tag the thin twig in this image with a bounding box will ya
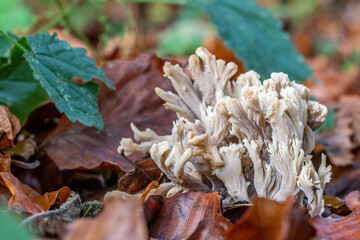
[0,31,28,53]
[222,203,254,210]
[120,150,153,181]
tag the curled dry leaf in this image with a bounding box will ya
[65,198,148,240]
[3,138,37,160]
[0,105,21,148]
[117,158,162,194]
[42,54,176,171]
[225,197,315,240]
[345,190,360,211]
[149,191,231,240]
[310,210,360,240]
[0,172,71,215]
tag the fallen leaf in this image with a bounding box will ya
[225,197,315,240]
[24,193,81,238]
[65,198,148,240]
[310,210,360,240]
[3,138,36,160]
[117,158,162,194]
[0,172,43,215]
[143,195,163,224]
[149,191,231,240]
[0,105,21,148]
[0,172,71,215]
[0,154,11,173]
[317,95,360,166]
[305,57,360,102]
[345,190,360,211]
[323,195,351,216]
[42,53,176,171]
[325,161,360,198]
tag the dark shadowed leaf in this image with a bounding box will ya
[149,191,231,240]
[225,197,315,240]
[0,40,49,125]
[118,158,162,194]
[42,53,176,171]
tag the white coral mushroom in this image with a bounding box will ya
[118,47,331,217]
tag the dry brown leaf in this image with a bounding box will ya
[149,191,231,240]
[0,154,11,173]
[42,53,176,171]
[117,158,162,194]
[345,190,360,211]
[3,138,36,160]
[65,198,148,240]
[305,57,360,102]
[225,197,315,240]
[324,195,351,216]
[310,210,360,240]
[0,105,21,148]
[325,162,360,198]
[0,172,43,214]
[0,172,71,215]
[317,95,360,166]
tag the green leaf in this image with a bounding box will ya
[23,32,114,129]
[0,34,16,59]
[0,0,34,33]
[0,38,48,125]
[157,18,215,57]
[0,213,33,240]
[189,0,312,81]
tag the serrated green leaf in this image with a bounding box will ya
[23,32,114,129]
[0,213,33,240]
[0,38,48,125]
[189,0,312,81]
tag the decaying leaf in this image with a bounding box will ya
[65,198,148,240]
[24,193,81,238]
[345,190,360,211]
[0,172,71,215]
[117,158,162,194]
[3,138,36,160]
[311,210,360,240]
[325,162,360,198]
[323,195,351,216]
[42,54,176,171]
[317,95,360,166]
[149,191,231,240]
[225,197,315,240]
[0,105,20,148]
[0,154,11,173]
